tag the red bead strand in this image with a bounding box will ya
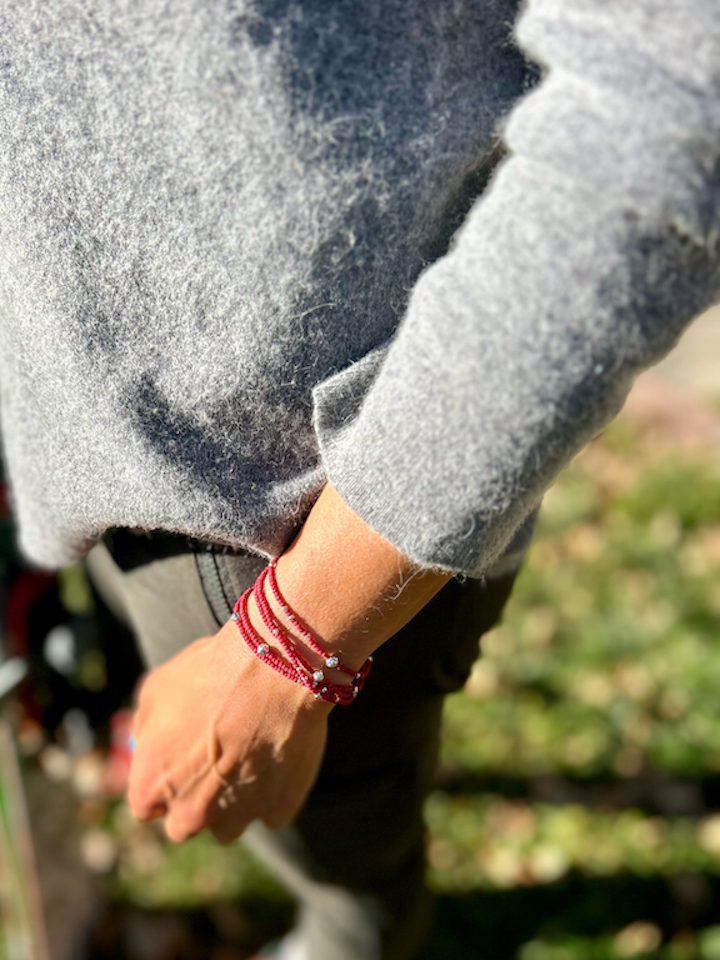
[266,559,359,678]
[253,569,313,678]
[230,561,373,706]
[233,588,305,688]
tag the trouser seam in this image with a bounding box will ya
[193,550,229,627]
[212,551,235,619]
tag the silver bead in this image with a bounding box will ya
[313,670,324,683]
[257,643,270,657]
[313,691,322,699]
[325,656,339,669]
[230,611,239,621]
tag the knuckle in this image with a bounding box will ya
[129,800,154,821]
[127,786,158,821]
[127,771,163,821]
[164,820,189,843]
[165,802,209,843]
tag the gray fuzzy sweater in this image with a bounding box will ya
[0,0,718,575]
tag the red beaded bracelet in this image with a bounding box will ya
[265,561,358,678]
[230,560,372,706]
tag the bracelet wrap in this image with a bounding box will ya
[231,559,372,705]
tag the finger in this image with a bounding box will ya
[162,771,224,843]
[163,797,214,843]
[259,779,308,831]
[128,783,168,821]
[136,802,169,821]
[261,805,296,831]
[127,757,173,821]
[129,789,169,822]
[209,810,252,845]
[203,779,254,844]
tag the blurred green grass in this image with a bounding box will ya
[428,421,720,958]
[443,428,720,783]
[83,418,720,958]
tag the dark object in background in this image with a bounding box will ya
[0,473,143,746]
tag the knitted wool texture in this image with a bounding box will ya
[0,0,718,574]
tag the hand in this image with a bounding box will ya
[128,481,449,845]
[127,619,332,843]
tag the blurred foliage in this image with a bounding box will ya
[442,426,720,782]
[57,563,95,617]
[428,421,720,957]
[106,804,286,910]
[427,796,703,892]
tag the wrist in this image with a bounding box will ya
[217,617,336,715]
[271,483,450,663]
[225,482,449,707]
[230,561,372,706]
[246,588,361,685]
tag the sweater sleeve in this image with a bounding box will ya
[313,0,720,576]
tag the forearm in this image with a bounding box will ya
[246,482,452,676]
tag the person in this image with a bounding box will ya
[0,1,718,957]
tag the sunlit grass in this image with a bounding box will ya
[426,422,720,957]
[441,426,720,783]
[426,795,720,892]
